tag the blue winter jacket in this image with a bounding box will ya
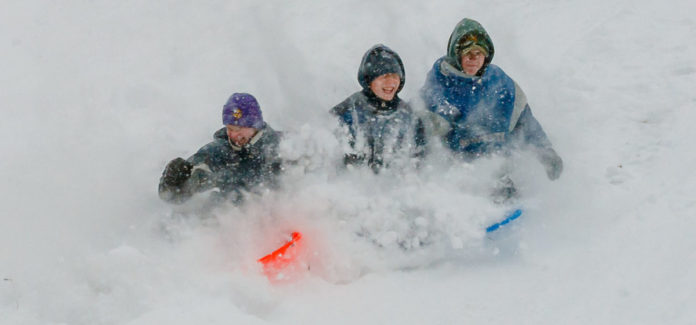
[421,58,552,159]
[331,44,425,172]
[331,90,425,172]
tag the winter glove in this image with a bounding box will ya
[161,157,193,186]
[538,148,563,180]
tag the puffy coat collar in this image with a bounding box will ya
[361,88,401,114]
[213,124,269,151]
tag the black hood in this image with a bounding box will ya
[357,44,405,93]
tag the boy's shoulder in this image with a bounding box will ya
[196,132,230,156]
[258,125,282,146]
[330,91,368,116]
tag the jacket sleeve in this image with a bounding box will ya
[420,64,462,124]
[330,98,357,145]
[417,68,455,144]
[261,133,284,189]
[400,101,428,160]
[330,96,366,167]
[507,82,551,149]
[508,85,563,180]
[510,106,553,150]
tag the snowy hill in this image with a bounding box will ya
[1,0,695,324]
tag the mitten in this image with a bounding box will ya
[539,148,563,180]
[162,157,193,186]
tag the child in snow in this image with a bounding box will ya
[420,18,563,199]
[158,93,282,204]
[330,44,426,173]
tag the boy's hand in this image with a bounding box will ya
[162,158,193,186]
[343,153,365,166]
[539,148,563,180]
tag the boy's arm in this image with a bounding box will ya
[158,147,216,203]
[331,97,366,167]
[420,69,461,124]
[510,107,563,180]
[508,82,563,180]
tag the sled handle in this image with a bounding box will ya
[258,232,303,265]
[486,209,522,233]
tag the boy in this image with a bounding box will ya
[421,19,563,177]
[331,44,425,173]
[159,93,282,204]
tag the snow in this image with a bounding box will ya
[2,0,696,324]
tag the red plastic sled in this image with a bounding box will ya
[258,232,303,281]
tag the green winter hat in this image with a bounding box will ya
[460,44,489,57]
[446,18,495,73]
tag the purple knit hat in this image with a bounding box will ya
[222,93,264,129]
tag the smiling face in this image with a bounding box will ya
[369,73,401,101]
[460,48,486,76]
[226,125,257,146]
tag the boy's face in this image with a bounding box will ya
[226,125,257,146]
[369,73,401,101]
[460,49,486,76]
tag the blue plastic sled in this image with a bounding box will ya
[485,209,523,233]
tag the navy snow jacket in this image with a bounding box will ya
[331,90,425,172]
[331,44,425,172]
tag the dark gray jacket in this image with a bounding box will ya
[159,125,282,204]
